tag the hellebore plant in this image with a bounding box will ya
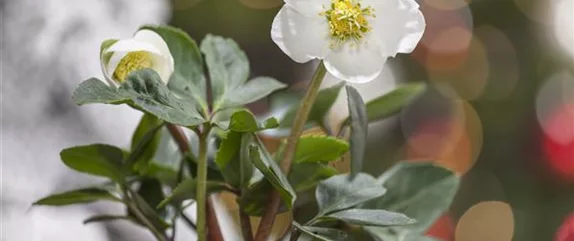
[34,1,459,241]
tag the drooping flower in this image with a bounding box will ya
[101,29,174,86]
[271,0,425,83]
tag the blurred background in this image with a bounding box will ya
[1,0,573,240]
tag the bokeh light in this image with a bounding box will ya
[427,37,489,101]
[426,214,455,241]
[402,86,483,174]
[550,0,574,59]
[556,213,574,241]
[542,103,574,181]
[455,201,515,241]
[513,0,551,24]
[474,26,520,101]
[536,72,574,145]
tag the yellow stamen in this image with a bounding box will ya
[113,51,153,83]
[322,0,375,47]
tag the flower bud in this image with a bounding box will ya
[101,29,174,86]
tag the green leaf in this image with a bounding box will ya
[142,163,179,187]
[128,114,163,167]
[368,230,442,241]
[84,215,136,225]
[135,178,165,214]
[293,222,352,241]
[239,180,288,216]
[158,178,233,208]
[323,209,415,227]
[33,188,120,206]
[249,136,296,209]
[316,173,385,216]
[60,144,129,182]
[216,132,254,188]
[278,83,345,129]
[289,163,338,192]
[347,83,426,124]
[346,85,368,177]
[72,78,129,105]
[223,109,279,132]
[120,69,205,127]
[363,162,459,235]
[294,136,349,164]
[200,34,249,109]
[140,25,208,110]
[130,190,170,230]
[221,76,287,108]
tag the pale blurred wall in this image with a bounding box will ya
[1,0,168,240]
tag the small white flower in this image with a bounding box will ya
[101,29,174,86]
[271,0,425,83]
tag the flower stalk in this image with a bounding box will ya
[196,123,210,241]
[166,124,222,241]
[254,61,327,241]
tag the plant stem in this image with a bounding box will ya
[254,61,327,241]
[196,123,210,241]
[166,124,223,241]
[121,186,169,241]
[239,208,254,241]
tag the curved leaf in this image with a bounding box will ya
[33,188,120,206]
[60,144,128,182]
[316,173,385,216]
[294,136,349,164]
[346,85,368,177]
[140,25,207,109]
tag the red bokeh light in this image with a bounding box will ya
[556,213,574,241]
[426,214,455,241]
[542,103,574,182]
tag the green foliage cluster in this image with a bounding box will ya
[34,25,458,241]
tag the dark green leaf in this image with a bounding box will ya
[344,83,426,124]
[120,69,205,127]
[316,173,385,216]
[157,178,233,208]
[217,132,254,188]
[200,34,249,109]
[128,114,163,167]
[33,188,120,206]
[84,215,135,225]
[289,163,338,192]
[130,190,170,230]
[224,109,279,132]
[143,163,179,187]
[293,222,351,241]
[249,137,296,209]
[363,162,459,234]
[294,136,349,164]
[324,209,415,227]
[238,180,288,216]
[72,78,129,105]
[346,85,368,177]
[135,178,165,214]
[140,25,208,110]
[60,144,128,182]
[221,76,287,108]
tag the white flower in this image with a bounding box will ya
[271,0,425,83]
[101,29,174,86]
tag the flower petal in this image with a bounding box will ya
[323,37,386,83]
[368,0,426,56]
[105,38,162,55]
[284,0,329,17]
[271,5,330,63]
[134,29,175,79]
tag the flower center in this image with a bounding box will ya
[322,0,375,46]
[113,51,153,83]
